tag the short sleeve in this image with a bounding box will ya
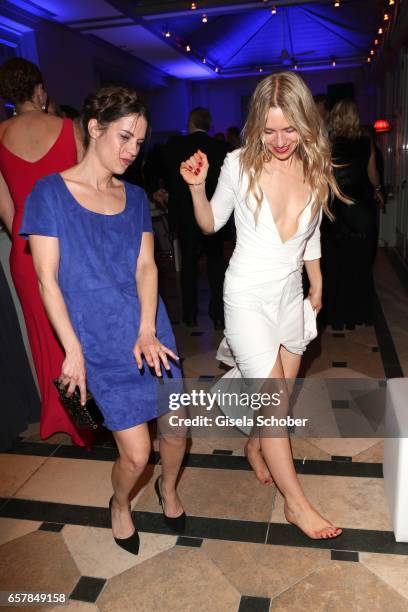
[211,152,236,232]
[19,178,58,239]
[303,207,322,261]
[141,190,153,233]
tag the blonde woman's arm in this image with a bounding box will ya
[180,150,235,234]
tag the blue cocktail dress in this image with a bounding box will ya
[20,173,181,431]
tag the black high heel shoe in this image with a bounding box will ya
[154,476,186,534]
[109,496,140,555]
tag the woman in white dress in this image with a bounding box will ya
[180,72,347,539]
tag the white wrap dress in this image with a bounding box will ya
[210,149,321,383]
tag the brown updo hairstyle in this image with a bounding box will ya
[81,85,150,148]
[0,57,43,105]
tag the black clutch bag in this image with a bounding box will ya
[53,379,104,430]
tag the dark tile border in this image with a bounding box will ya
[2,498,407,556]
[238,596,270,612]
[331,549,359,562]
[332,361,347,368]
[2,442,383,477]
[373,292,404,378]
[266,523,408,556]
[331,455,352,462]
[69,576,106,603]
[38,522,64,532]
[176,536,203,547]
[4,441,59,457]
[0,498,267,544]
[331,400,350,409]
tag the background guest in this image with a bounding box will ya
[0,57,92,446]
[321,99,384,330]
[226,126,241,151]
[314,93,329,127]
[0,260,40,451]
[161,107,229,328]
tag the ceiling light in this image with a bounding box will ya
[165,30,171,38]
[191,2,197,9]
[186,44,191,52]
[294,64,298,70]
[215,67,219,72]
[202,57,206,63]
[367,57,371,63]
[389,0,395,5]
[334,0,340,6]
[384,13,390,20]
[378,27,384,34]
[202,14,208,23]
[271,6,277,13]
[374,38,379,45]
[370,49,375,55]
[332,59,336,66]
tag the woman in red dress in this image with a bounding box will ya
[0,58,93,446]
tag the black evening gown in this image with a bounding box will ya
[321,136,377,329]
[0,261,40,450]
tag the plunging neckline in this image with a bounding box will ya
[262,190,312,245]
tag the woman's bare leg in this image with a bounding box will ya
[111,423,151,539]
[260,349,342,539]
[245,348,302,486]
[157,410,187,517]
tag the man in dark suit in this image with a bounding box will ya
[162,108,229,329]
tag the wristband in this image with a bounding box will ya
[187,180,206,189]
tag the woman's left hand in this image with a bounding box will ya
[133,331,179,376]
[308,287,322,314]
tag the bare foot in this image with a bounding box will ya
[244,441,274,486]
[110,496,135,539]
[160,480,184,518]
[284,498,342,540]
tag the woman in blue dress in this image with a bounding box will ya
[20,86,186,555]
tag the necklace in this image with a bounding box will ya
[14,104,45,116]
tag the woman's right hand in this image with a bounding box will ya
[59,348,87,405]
[180,149,209,185]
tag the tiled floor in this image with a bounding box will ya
[1,248,408,611]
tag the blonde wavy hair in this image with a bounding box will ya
[240,71,349,223]
[330,99,362,140]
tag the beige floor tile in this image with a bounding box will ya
[63,525,176,579]
[0,531,80,607]
[19,421,40,438]
[360,552,408,599]
[25,432,73,445]
[0,518,41,546]
[271,474,392,530]
[182,350,225,376]
[308,367,371,379]
[289,437,331,461]
[354,440,384,463]
[14,457,148,508]
[195,436,246,453]
[307,437,382,457]
[203,540,330,598]
[136,465,274,522]
[97,546,240,612]
[0,455,48,497]
[272,560,408,611]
